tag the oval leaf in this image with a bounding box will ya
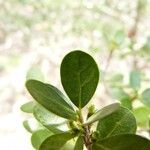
[26,80,77,120]
[31,129,53,149]
[85,103,120,125]
[61,50,99,108]
[23,118,43,133]
[39,132,76,150]
[34,104,69,133]
[129,70,141,90]
[74,136,84,150]
[141,88,150,107]
[92,134,150,150]
[97,107,136,139]
[20,101,36,113]
[133,106,150,128]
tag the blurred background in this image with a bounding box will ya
[0,0,150,149]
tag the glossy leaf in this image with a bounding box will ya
[85,103,120,125]
[74,136,84,150]
[97,107,136,139]
[141,88,150,107]
[39,132,76,150]
[61,50,99,108]
[23,119,43,133]
[31,129,53,149]
[129,70,141,90]
[20,101,36,113]
[92,134,150,150]
[133,106,150,128]
[26,80,77,120]
[33,104,69,133]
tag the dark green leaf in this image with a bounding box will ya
[129,70,141,90]
[133,106,150,128]
[33,104,69,133]
[23,119,43,133]
[39,132,76,150]
[97,107,136,139]
[74,136,84,150]
[93,134,150,150]
[141,88,150,107]
[20,101,36,113]
[26,80,77,120]
[61,50,99,108]
[85,103,120,125]
[31,129,53,149]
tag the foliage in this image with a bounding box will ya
[21,50,150,150]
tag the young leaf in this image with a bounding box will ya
[141,88,150,107]
[92,134,150,150]
[61,50,99,108]
[133,106,150,128]
[33,104,69,133]
[129,70,141,90]
[31,129,53,149]
[20,101,36,113]
[84,103,120,125]
[74,136,84,150]
[26,80,77,120]
[97,107,136,139]
[23,119,43,133]
[39,132,76,150]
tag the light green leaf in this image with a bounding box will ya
[97,107,136,139]
[26,80,77,120]
[74,136,84,150]
[141,88,150,107]
[92,134,150,150]
[31,129,53,150]
[26,66,45,81]
[133,106,150,128]
[111,88,132,110]
[23,118,43,133]
[61,50,99,108]
[34,104,69,133]
[85,103,120,125]
[39,132,76,150]
[129,70,141,90]
[20,101,36,113]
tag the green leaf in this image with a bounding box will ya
[97,107,136,139]
[85,103,120,125]
[26,66,45,81]
[133,106,150,128]
[92,134,150,150]
[26,80,77,120]
[39,132,76,150]
[111,88,132,110]
[33,104,69,133]
[20,101,36,113]
[31,129,53,149]
[23,119,43,133]
[61,50,99,108]
[74,136,84,150]
[141,88,150,107]
[129,70,141,90]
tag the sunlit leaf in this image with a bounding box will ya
[97,107,136,139]
[26,80,77,120]
[85,103,120,125]
[20,101,36,113]
[74,136,84,150]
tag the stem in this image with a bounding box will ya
[78,110,92,150]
